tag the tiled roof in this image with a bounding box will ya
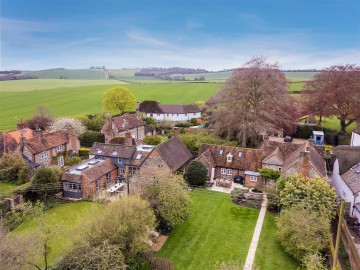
[82,159,117,181]
[145,124,156,134]
[139,101,200,114]
[7,128,33,143]
[129,149,153,167]
[90,143,136,159]
[353,127,360,135]
[333,146,360,174]
[341,162,360,194]
[262,141,301,158]
[156,136,193,172]
[112,113,145,132]
[198,144,263,172]
[198,149,216,168]
[282,141,326,177]
[25,131,68,154]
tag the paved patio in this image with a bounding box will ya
[207,180,248,193]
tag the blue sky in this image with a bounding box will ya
[1,0,359,70]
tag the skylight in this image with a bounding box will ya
[112,151,117,156]
[87,160,100,165]
[135,154,142,160]
[76,165,89,171]
[219,149,224,155]
[97,150,102,154]
[238,152,243,158]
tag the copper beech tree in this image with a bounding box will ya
[302,64,360,132]
[208,56,299,147]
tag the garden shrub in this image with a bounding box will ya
[66,156,82,166]
[109,136,125,144]
[175,122,191,128]
[142,116,157,126]
[0,152,28,180]
[186,160,207,186]
[190,118,198,126]
[143,135,162,145]
[79,148,90,157]
[79,130,104,147]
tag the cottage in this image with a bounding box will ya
[89,143,136,177]
[351,127,360,146]
[138,100,201,122]
[16,127,80,167]
[128,136,192,176]
[0,122,34,157]
[101,113,155,143]
[61,158,118,199]
[261,137,326,178]
[197,144,263,187]
[332,146,360,220]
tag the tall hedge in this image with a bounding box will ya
[79,130,104,147]
[186,160,208,186]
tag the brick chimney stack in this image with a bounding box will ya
[17,119,25,130]
[299,145,311,177]
[124,132,133,146]
[33,124,42,138]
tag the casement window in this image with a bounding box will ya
[158,163,164,169]
[118,158,122,163]
[226,169,232,176]
[58,156,64,167]
[129,166,137,175]
[40,151,48,159]
[43,162,48,167]
[106,173,112,184]
[278,167,282,171]
[227,156,232,162]
[221,168,226,175]
[63,182,80,192]
[57,145,63,152]
[250,176,257,182]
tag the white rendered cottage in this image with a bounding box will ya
[138,101,201,122]
[351,127,360,146]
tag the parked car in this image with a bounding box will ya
[284,136,293,142]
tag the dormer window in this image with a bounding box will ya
[226,153,233,162]
[111,123,114,129]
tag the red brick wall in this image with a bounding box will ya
[138,149,170,176]
[244,175,263,188]
[81,168,118,198]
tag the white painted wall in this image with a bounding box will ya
[351,132,360,146]
[146,112,201,122]
[332,159,360,219]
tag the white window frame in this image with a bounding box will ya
[118,158,122,163]
[221,168,226,175]
[40,151,48,159]
[57,145,63,152]
[58,156,64,167]
[120,169,125,174]
[43,162,48,167]
[250,176,257,182]
[226,169,232,176]
[227,156,232,162]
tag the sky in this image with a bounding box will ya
[1,0,360,71]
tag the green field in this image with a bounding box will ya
[254,213,300,270]
[26,69,107,80]
[0,79,127,92]
[0,82,220,130]
[283,71,318,80]
[12,202,103,267]
[158,189,259,269]
[0,181,30,197]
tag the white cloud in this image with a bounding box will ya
[126,30,170,47]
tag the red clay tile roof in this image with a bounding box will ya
[129,149,153,167]
[198,149,216,168]
[198,144,263,172]
[282,141,326,177]
[112,113,145,132]
[7,128,34,143]
[90,143,136,159]
[0,133,17,156]
[25,131,68,154]
[82,159,117,181]
[156,136,193,172]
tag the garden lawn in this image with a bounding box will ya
[0,180,29,197]
[157,189,259,270]
[12,202,104,267]
[254,213,300,270]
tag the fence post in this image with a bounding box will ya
[333,200,345,270]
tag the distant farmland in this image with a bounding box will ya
[25,69,107,80]
[0,82,220,130]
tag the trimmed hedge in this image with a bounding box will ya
[79,148,90,157]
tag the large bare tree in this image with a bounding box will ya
[302,64,360,132]
[208,56,298,147]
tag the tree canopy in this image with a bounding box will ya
[48,117,86,137]
[207,56,299,147]
[102,86,137,114]
[302,64,360,132]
